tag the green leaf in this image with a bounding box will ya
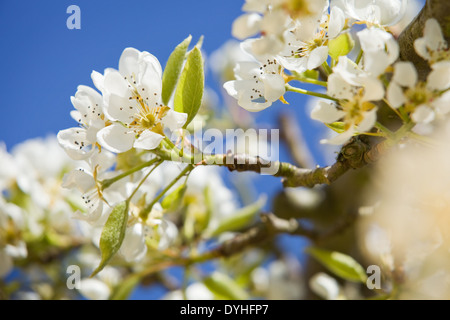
[174,46,204,128]
[328,33,355,60]
[91,201,129,277]
[306,247,367,283]
[110,274,141,300]
[300,69,320,80]
[195,35,204,50]
[325,122,346,133]
[203,272,249,300]
[161,184,187,211]
[161,35,192,105]
[207,196,266,237]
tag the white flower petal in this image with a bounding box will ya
[133,130,164,150]
[57,128,92,160]
[432,90,450,115]
[260,10,287,35]
[140,54,163,100]
[309,272,340,300]
[387,82,406,108]
[91,70,105,93]
[360,77,384,102]
[232,13,262,40]
[119,48,140,78]
[321,127,356,145]
[311,101,345,123]
[103,69,130,98]
[307,46,329,71]
[158,220,178,251]
[363,51,389,77]
[250,36,284,57]
[97,124,135,153]
[328,6,346,39]
[120,223,147,262]
[327,73,355,100]
[358,108,378,132]
[79,278,111,300]
[104,94,136,123]
[424,18,446,52]
[413,37,431,61]
[223,81,239,99]
[261,73,285,102]
[427,61,450,91]
[233,61,260,80]
[62,169,95,193]
[72,200,103,224]
[412,105,435,124]
[393,62,417,88]
[161,109,188,131]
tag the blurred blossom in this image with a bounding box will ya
[358,120,450,299]
[309,272,341,300]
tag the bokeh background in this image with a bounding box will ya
[0,0,345,299]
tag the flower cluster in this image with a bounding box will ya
[57,48,191,264]
[224,0,450,145]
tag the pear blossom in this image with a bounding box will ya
[120,222,148,262]
[387,61,450,124]
[58,85,109,160]
[357,27,399,77]
[341,0,408,26]
[78,278,111,300]
[0,199,27,278]
[62,152,124,224]
[95,48,187,154]
[311,57,383,144]
[232,0,329,57]
[223,59,286,112]
[277,7,346,73]
[414,18,449,65]
[309,272,341,300]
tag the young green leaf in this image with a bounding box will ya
[91,201,129,277]
[328,33,355,60]
[161,35,192,105]
[306,247,368,283]
[207,196,266,237]
[161,183,187,211]
[173,46,204,128]
[325,122,346,133]
[203,272,249,300]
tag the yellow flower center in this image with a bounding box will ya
[404,82,434,113]
[341,91,376,130]
[282,0,312,19]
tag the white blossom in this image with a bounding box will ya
[58,85,108,160]
[277,7,346,73]
[223,59,285,112]
[95,48,187,153]
[311,57,383,144]
[387,61,450,124]
[341,0,408,26]
[414,18,449,65]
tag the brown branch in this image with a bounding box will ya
[398,0,450,80]
[215,136,379,188]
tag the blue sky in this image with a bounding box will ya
[0,0,330,299]
[0,0,326,157]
